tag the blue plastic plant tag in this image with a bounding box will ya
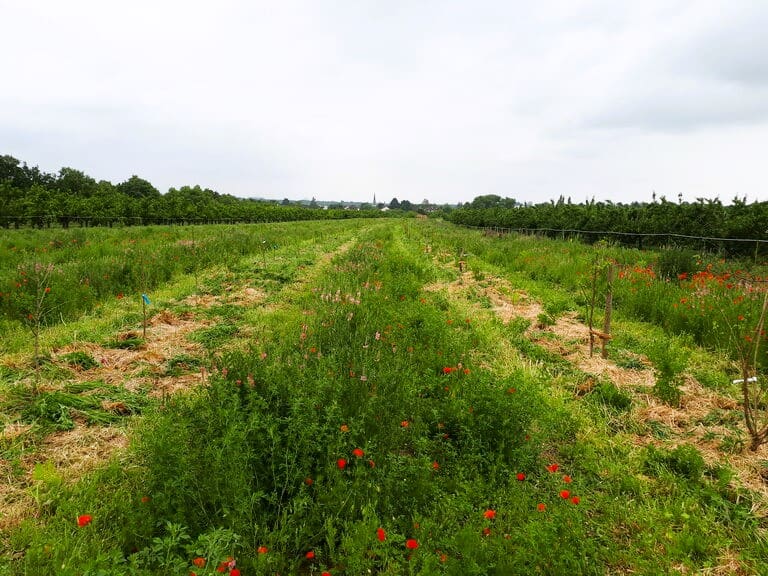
[141,294,151,305]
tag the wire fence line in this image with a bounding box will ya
[450,224,768,264]
[455,224,768,244]
[0,213,377,228]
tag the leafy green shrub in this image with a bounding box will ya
[654,378,683,407]
[647,338,689,407]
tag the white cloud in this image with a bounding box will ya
[2,0,767,204]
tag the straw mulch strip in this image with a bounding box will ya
[431,260,768,520]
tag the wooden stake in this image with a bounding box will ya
[602,265,614,359]
[588,262,598,357]
[141,293,150,339]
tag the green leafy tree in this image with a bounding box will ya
[117,175,161,200]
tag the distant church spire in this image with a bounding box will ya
[373,193,376,205]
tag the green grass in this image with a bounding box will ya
[1,219,766,575]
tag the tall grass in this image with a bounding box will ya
[3,220,766,575]
[420,221,768,360]
[0,222,371,329]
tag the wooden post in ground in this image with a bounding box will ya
[142,294,150,339]
[601,265,614,359]
[588,263,598,357]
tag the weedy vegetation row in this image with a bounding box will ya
[1,219,767,574]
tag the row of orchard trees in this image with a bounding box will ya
[0,155,386,227]
[448,194,768,255]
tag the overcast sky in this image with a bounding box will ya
[2,1,767,205]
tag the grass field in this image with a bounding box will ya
[1,219,767,575]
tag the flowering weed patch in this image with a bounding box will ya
[3,220,767,574]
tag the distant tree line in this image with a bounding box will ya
[447,194,768,257]
[0,155,393,228]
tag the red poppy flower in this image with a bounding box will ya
[340,424,349,432]
[537,503,546,512]
[306,550,315,559]
[141,496,151,503]
[77,514,92,527]
[377,527,386,542]
[304,477,314,486]
[400,420,410,427]
[547,463,559,473]
[405,539,419,550]
[571,496,580,505]
[352,448,364,458]
[562,475,572,483]
[258,546,268,554]
[516,472,525,481]
[483,509,496,520]
[192,557,206,568]
[442,367,453,374]
[432,461,440,470]
[230,570,240,576]
[560,490,570,499]
[322,572,331,576]
[368,459,375,468]
[337,458,347,470]
[482,527,491,536]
